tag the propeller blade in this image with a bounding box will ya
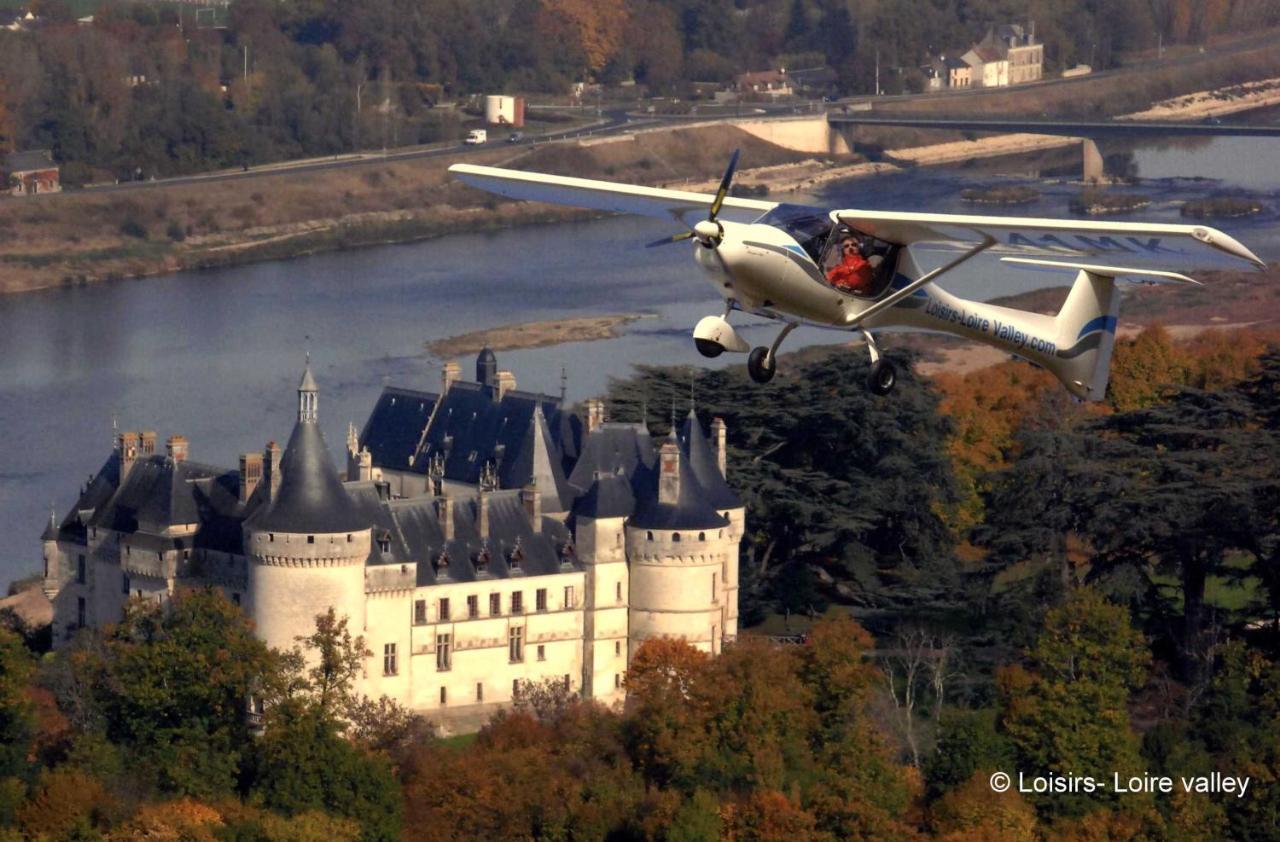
[646,230,696,248]
[708,148,741,221]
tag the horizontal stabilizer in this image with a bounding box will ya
[1001,257,1202,285]
[449,163,777,225]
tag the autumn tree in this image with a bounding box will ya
[999,588,1149,817]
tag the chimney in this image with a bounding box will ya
[438,498,454,540]
[521,481,540,529]
[239,452,263,503]
[265,441,282,501]
[658,437,680,505]
[495,370,517,402]
[477,491,490,539]
[165,435,188,463]
[118,431,140,480]
[442,360,461,393]
[139,430,157,456]
[585,399,605,433]
[711,417,727,477]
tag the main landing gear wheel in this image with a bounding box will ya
[747,346,776,384]
[867,359,897,395]
[695,338,725,358]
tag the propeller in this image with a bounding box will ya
[646,149,741,249]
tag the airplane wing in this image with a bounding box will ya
[450,163,778,226]
[833,209,1265,269]
[1000,257,1201,284]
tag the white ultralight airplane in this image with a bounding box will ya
[450,152,1265,399]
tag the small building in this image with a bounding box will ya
[736,70,792,99]
[981,23,1043,85]
[6,150,61,197]
[942,55,972,89]
[962,45,1009,88]
[786,66,838,98]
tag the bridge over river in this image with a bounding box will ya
[827,114,1280,180]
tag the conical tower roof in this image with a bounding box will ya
[680,409,740,509]
[253,365,369,535]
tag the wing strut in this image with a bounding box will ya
[845,236,997,328]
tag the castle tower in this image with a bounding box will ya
[573,472,632,703]
[626,420,738,655]
[245,363,372,657]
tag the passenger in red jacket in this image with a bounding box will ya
[827,236,875,294]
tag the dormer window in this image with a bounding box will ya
[435,550,451,575]
[507,541,523,571]
[475,547,491,574]
[378,536,391,554]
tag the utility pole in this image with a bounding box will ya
[875,49,881,96]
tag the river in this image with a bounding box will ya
[3,127,1279,587]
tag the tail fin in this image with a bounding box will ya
[1050,270,1121,401]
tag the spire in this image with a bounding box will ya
[42,506,58,542]
[298,358,319,423]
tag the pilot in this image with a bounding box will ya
[827,236,876,294]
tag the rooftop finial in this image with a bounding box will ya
[298,357,319,423]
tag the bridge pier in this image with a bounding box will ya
[1081,138,1104,183]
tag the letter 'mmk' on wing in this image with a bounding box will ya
[450,163,778,226]
[834,209,1265,271]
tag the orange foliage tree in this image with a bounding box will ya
[536,0,629,75]
[929,769,1039,841]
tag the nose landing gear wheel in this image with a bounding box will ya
[695,338,725,358]
[747,346,776,384]
[867,359,896,395]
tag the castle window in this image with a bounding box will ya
[440,687,447,705]
[646,531,653,541]
[537,644,545,661]
[436,634,452,671]
[414,600,427,625]
[672,533,681,542]
[489,593,501,616]
[616,532,622,547]
[122,573,130,595]
[377,535,390,554]
[307,535,315,545]
[232,592,240,607]
[712,573,717,602]
[615,641,621,656]
[699,532,705,542]
[347,534,353,542]
[439,598,451,622]
[563,674,571,691]
[383,643,398,676]
[511,591,523,614]
[513,678,521,697]
[476,683,484,702]
[467,595,479,619]
[536,588,547,612]
[76,555,86,584]
[564,586,575,609]
[269,534,274,542]
[77,597,86,628]
[719,530,723,539]
[616,581,622,604]
[509,627,524,662]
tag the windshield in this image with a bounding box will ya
[758,204,832,262]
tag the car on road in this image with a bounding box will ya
[508,131,524,143]
[465,129,487,145]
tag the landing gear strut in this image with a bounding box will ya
[747,323,796,384]
[861,329,896,395]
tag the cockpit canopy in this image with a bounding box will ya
[759,204,901,298]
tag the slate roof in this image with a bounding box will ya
[89,456,221,534]
[679,410,740,511]
[5,150,56,173]
[572,473,635,520]
[252,420,369,535]
[348,483,578,586]
[359,387,438,469]
[629,431,730,532]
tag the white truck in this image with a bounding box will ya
[464,129,487,145]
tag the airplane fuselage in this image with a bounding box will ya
[696,219,1068,375]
